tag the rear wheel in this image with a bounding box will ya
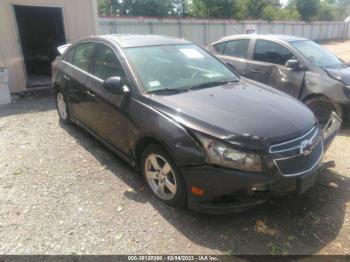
[55,91,71,124]
[305,96,342,128]
[141,144,186,208]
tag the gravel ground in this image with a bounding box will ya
[323,40,350,62]
[0,41,350,255]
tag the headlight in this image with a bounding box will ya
[195,133,262,172]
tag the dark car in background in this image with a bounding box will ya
[52,34,340,214]
[209,34,350,126]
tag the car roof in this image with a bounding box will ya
[96,34,191,48]
[214,34,307,44]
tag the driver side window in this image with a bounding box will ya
[253,40,295,66]
[92,44,126,80]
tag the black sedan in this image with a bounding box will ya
[210,34,350,126]
[52,34,340,214]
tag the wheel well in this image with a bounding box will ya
[134,137,162,169]
[302,93,343,119]
[302,93,328,103]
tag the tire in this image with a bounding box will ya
[55,91,72,124]
[140,143,186,208]
[305,96,343,128]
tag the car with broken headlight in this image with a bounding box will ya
[52,34,341,214]
[210,34,350,127]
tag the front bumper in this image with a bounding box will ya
[181,113,341,215]
[181,164,321,214]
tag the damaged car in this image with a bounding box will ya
[52,35,341,214]
[210,34,350,126]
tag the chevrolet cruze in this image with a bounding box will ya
[52,35,340,214]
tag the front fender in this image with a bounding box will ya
[301,71,348,105]
[128,96,206,167]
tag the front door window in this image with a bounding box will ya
[253,40,295,66]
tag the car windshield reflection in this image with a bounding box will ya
[125,44,238,94]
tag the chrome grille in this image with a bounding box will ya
[269,126,324,176]
[269,127,319,154]
[274,140,323,176]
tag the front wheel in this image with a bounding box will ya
[305,96,342,128]
[141,144,186,208]
[55,91,71,124]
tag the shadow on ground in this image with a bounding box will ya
[0,89,55,118]
[338,122,350,137]
[61,122,350,255]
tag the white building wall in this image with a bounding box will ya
[0,0,98,93]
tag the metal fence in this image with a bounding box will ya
[99,17,350,45]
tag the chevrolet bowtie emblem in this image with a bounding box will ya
[300,139,313,156]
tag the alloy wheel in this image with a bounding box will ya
[144,154,177,200]
[56,92,67,120]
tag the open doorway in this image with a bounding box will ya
[14,5,66,88]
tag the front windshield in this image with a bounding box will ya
[125,44,238,93]
[291,40,342,68]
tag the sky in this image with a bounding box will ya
[280,0,289,7]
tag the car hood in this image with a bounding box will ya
[324,65,350,85]
[148,79,316,151]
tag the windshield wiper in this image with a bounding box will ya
[186,79,238,91]
[147,79,238,94]
[147,88,188,95]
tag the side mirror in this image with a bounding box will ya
[285,59,301,70]
[103,76,129,95]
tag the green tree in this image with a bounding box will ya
[190,0,241,19]
[97,0,176,17]
[97,0,348,21]
[261,5,300,21]
[262,6,277,21]
[189,0,280,20]
[174,0,190,16]
[330,0,350,20]
[318,1,337,20]
[246,0,280,19]
[234,0,250,20]
[98,0,113,16]
[295,0,320,21]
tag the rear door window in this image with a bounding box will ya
[213,42,226,54]
[71,42,96,72]
[253,40,294,66]
[223,39,250,58]
[92,44,126,80]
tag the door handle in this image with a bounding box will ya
[249,69,262,74]
[64,74,70,80]
[86,90,95,97]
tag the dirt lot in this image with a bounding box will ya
[323,40,350,62]
[0,41,350,255]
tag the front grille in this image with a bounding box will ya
[269,127,319,153]
[275,140,323,176]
